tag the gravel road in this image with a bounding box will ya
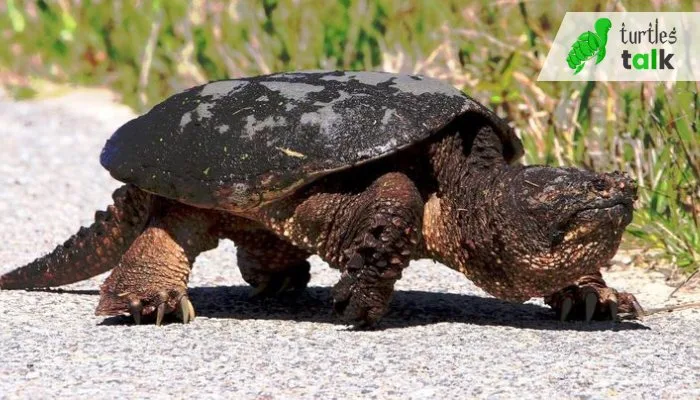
[0,89,698,399]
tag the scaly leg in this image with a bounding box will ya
[95,198,219,325]
[282,172,424,327]
[229,229,311,297]
[332,173,423,326]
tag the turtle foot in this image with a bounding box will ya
[546,281,644,322]
[249,260,311,298]
[332,270,394,328]
[97,287,195,326]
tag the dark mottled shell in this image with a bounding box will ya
[101,71,523,210]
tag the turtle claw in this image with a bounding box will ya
[179,297,195,324]
[609,294,618,321]
[631,298,644,319]
[129,300,143,325]
[249,281,269,299]
[618,294,646,320]
[156,303,166,326]
[276,276,293,295]
[546,282,643,323]
[113,289,192,325]
[585,292,598,323]
[559,297,573,322]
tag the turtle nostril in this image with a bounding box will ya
[607,173,638,199]
[592,178,608,192]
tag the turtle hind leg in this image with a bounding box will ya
[0,184,152,290]
[574,63,585,75]
[228,229,312,299]
[95,199,220,325]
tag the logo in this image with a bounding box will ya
[619,19,676,71]
[538,12,699,81]
[566,18,612,74]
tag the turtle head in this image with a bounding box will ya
[512,166,636,245]
[461,166,636,300]
[594,18,612,43]
[497,167,636,291]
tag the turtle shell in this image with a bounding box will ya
[100,71,523,210]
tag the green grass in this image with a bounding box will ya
[0,0,698,273]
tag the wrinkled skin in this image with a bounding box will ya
[456,165,636,301]
[0,121,641,326]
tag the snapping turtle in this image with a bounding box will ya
[0,71,643,326]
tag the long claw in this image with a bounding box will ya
[250,281,269,298]
[560,297,573,322]
[585,292,598,322]
[180,297,194,324]
[180,300,189,324]
[631,298,645,320]
[276,276,293,295]
[609,294,618,321]
[187,299,196,322]
[156,303,166,326]
[129,301,142,325]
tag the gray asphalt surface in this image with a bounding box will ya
[0,90,698,399]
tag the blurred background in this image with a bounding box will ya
[0,0,697,276]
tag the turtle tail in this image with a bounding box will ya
[0,184,153,289]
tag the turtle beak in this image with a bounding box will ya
[562,171,637,236]
[584,171,637,210]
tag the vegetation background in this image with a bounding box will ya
[0,0,697,275]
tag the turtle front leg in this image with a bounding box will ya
[284,172,424,327]
[333,173,423,326]
[95,199,219,325]
[545,273,644,322]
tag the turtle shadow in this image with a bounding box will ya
[101,285,649,331]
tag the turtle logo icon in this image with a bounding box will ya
[566,18,612,74]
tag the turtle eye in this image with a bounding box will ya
[550,229,565,247]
